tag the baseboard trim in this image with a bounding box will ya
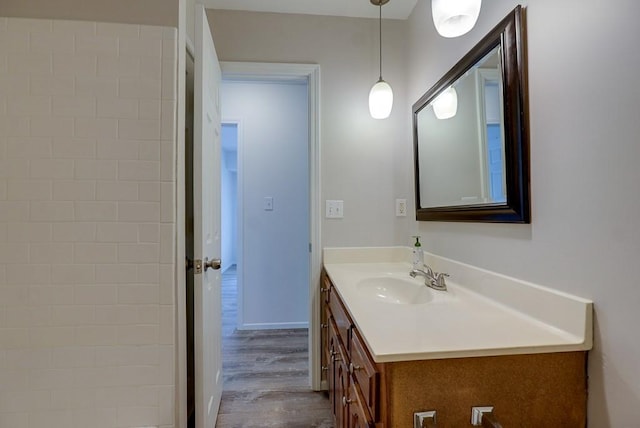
[237,321,309,331]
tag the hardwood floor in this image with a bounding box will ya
[215,266,332,428]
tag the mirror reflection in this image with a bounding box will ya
[412,5,529,223]
[416,46,505,209]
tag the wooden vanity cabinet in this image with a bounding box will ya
[322,271,379,428]
[320,269,588,428]
[320,279,330,386]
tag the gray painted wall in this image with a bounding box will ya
[211,3,640,424]
[408,1,640,425]
[0,0,177,27]
[209,10,410,247]
[418,74,484,207]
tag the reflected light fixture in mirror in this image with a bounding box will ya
[432,0,482,38]
[432,86,458,119]
[413,6,529,223]
[369,0,393,119]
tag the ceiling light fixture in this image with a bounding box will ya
[432,0,482,38]
[369,0,393,119]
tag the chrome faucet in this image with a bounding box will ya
[410,265,449,291]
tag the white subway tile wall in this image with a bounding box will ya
[0,17,177,428]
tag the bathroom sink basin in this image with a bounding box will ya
[356,277,433,304]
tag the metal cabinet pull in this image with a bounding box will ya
[342,396,353,407]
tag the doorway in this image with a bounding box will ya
[221,80,310,332]
[181,60,322,426]
[220,62,322,389]
[220,123,238,279]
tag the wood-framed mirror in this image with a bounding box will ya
[413,5,529,223]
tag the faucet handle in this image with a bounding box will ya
[434,272,449,281]
[431,272,449,290]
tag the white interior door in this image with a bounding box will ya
[194,3,223,427]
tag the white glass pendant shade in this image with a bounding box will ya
[432,86,458,119]
[369,79,393,119]
[432,0,481,38]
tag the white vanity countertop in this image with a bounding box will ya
[323,247,593,363]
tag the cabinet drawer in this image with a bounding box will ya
[327,316,338,368]
[328,285,352,349]
[321,273,332,304]
[350,328,379,421]
[321,307,330,382]
[335,331,350,428]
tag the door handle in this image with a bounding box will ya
[204,257,221,271]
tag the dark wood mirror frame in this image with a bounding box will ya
[413,5,530,223]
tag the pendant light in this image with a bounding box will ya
[432,0,482,38]
[369,0,393,119]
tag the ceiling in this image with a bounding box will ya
[203,0,420,20]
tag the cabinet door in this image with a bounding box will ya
[327,318,338,420]
[321,308,330,385]
[321,270,332,385]
[350,328,379,420]
[347,382,375,428]
[335,343,349,428]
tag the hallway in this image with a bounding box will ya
[215,266,332,427]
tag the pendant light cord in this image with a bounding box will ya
[378,2,383,81]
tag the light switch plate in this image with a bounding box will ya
[264,196,273,211]
[325,200,344,218]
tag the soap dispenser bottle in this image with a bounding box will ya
[412,236,423,269]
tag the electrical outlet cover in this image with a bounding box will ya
[396,198,407,216]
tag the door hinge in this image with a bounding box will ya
[309,242,312,253]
